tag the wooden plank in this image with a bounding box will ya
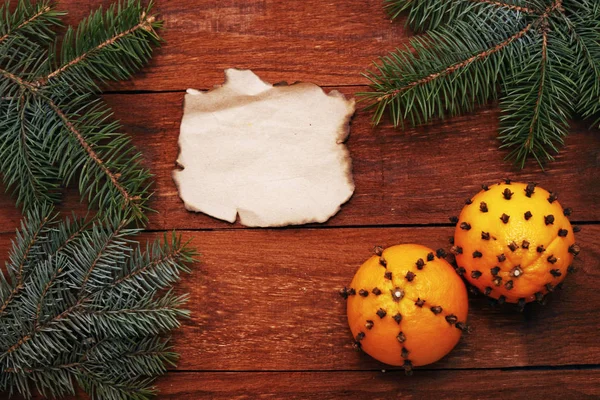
[0,89,597,232]
[3,225,598,371]
[56,0,411,91]
[155,369,600,399]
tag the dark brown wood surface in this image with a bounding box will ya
[3,0,600,399]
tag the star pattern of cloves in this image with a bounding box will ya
[341,245,468,374]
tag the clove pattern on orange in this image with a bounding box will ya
[453,181,580,308]
[342,244,468,373]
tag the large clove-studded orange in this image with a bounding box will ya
[343,244,468,373]
[454,182,579,306]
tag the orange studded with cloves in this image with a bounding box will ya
[342,244,468,373]
[453,181,579,307]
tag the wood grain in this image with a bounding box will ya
[3,225,598,371]
[0,89,597,233]
[153,370,600,399]
[55,0,411,91]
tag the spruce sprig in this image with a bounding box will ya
[363,0,600,167]
[0,0,162,221]
[0,206,196,399]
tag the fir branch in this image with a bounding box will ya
[0,0,160,221]
[0,207,196,399]
[366,0,598,167]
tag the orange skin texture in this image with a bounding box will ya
[346,244,468,367]
[454,182,575,303]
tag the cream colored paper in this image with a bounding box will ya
[173,69,355,227]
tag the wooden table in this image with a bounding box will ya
[4,1,600,398]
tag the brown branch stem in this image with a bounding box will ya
[377,22,534,103]
[46,98,136,206]
[35,13,156,86]
[468,0,536,14]
[78,219,129,295]
[0,5,51,43]
[0,216,49,316]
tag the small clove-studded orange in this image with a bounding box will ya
[453,181,579,307]
[342,244,468,373]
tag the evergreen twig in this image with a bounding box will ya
[365,0,600,168]
[0,0,162,221]
[0,207,196,399]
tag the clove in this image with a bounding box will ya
[547,192,558,204]
[550,269,562,277]
[544,214,555,225]
[397,331,406,343]
[374,246,384,256]
[359,289,369,297]
[471,270,482,279]
[473,250,483,258]
[436,248,447,258]
[505,280,514,290]
[497,254,506,262]
[563,207,572,216]
[510,265,523,278]
[372,287,382,296]
[451,246,463,255]
[493,276,502,286]
[445,314,458,324]
[502,188,513,200]
[430,306,443,315]
[460,222,471,231]
[416,258,425,270]
[449,216,459,224]
[525,183,536,197]
[504,178,512,184]
[391,288,404,302]
[482,184,489,191]
[415,298,425,307]
[517,298,526,312]
[376,308,387,318]
[405,271,416,282]
[356,332,365,341]
[522,240,530,249]
[545,283,554,292]
[567,265,576,273]
[348,288,356,296]
[480,202,489,212]
[497,295,506,305]
[379,257,387,267]
[547,255,557,264]
[490,266,500,276]
[365,320,374,330]
[465,198,473,205]
[558,229,568,237]
[508,241,518,252]
[500,213,510,224]
[401,347,410,358]
[484,286,492,295]
[384,271,393,280]
[568,244,580,256]
[536,245,545,253]
[403,359,413,376]
[481,231,490,240]
[456,267,466,276]
[573,226,581,233]
[524,211,533,220]
[455,322,469,332]
[339,287,349,299]
[393,313,403,324]
[427,252,435,261]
